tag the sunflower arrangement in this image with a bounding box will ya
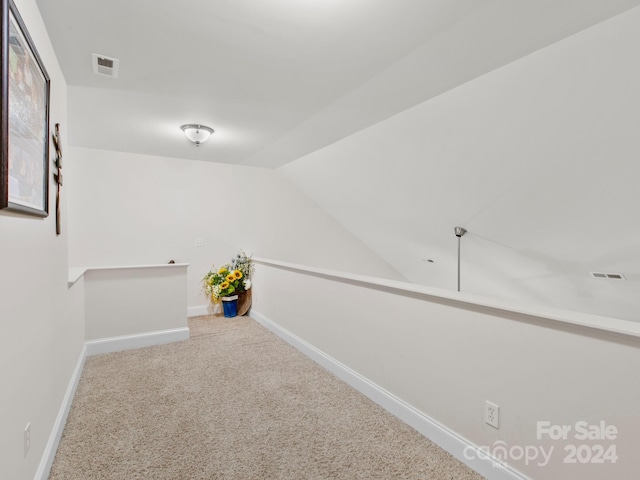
[203,252,253,302]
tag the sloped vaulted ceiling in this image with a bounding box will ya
[281,5,640,322]
[37,0,640,321]
[38,0,640,166]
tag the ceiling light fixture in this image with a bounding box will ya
[181,124,214,146]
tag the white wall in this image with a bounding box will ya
[281,5,640,323]
[253,262,640,480]
[66,147,405,309]
[84,265,188,340]
[0,1,84,479]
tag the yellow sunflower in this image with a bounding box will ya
[220,281,229,290]
[226,273,235,282]
[233,270,243,280]
[219,266,228,274]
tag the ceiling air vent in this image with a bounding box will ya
[92,53,119,78]
[590,272,626,280]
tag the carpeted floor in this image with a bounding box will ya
[49,315,485,479]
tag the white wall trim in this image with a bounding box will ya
[35,327,190,479]
[253,257,640,339]
[85,327,190,356]
[251,310,529,480]
[35,345,87,480]
[35,314,529,480]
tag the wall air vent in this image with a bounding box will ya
[590,272,626,280]
[92,53,119,78]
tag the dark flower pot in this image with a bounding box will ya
[221,295,238,318]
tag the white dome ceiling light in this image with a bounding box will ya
[181,124,214,146]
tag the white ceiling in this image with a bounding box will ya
[37,0,640,167]
[281,3,640,321]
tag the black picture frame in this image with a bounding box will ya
[1,0,50,217]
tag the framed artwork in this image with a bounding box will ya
[1,0,51,216]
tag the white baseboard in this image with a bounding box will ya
[35,345,87,480]
[85,327,190,356]
[35,327,190,479]
[188,305,211,317]
[250,310,529,480]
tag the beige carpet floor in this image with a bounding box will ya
[49,315,485,479]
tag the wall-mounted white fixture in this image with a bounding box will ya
[181,124,214,146]
[454,227,467,292]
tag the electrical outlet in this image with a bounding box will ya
[24,423,31,457]
[485,401,500,429]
